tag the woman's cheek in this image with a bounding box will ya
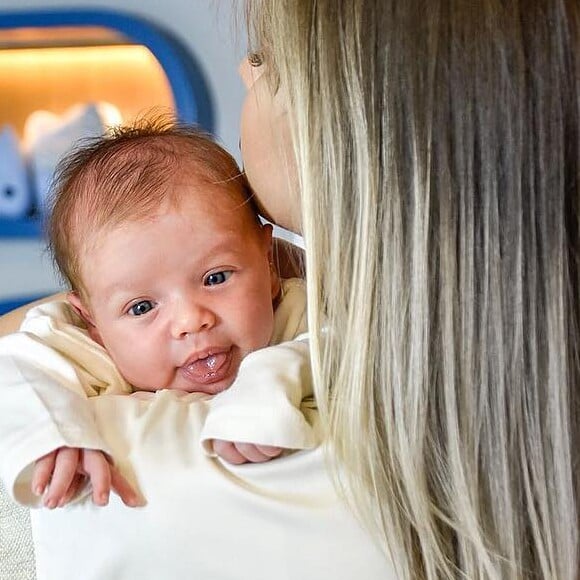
[240,81,301,233]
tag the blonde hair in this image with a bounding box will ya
[48,117,254,297]
[247,1,580,578]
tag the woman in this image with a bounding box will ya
[2,1,579,579]
[239,1,579,579]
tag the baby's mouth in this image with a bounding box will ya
[180,349,232,386]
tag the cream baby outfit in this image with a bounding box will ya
[0,278,394,580]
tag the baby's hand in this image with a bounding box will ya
[213,440,282,464]
[32,447,142,508]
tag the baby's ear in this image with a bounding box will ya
[67,291,103,345]
[261,222,273,245]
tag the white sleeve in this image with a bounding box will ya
[200,339,319,454]
[0,303,130,507]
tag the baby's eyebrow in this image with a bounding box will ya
[196,236,248,257]
[97,285,136,306]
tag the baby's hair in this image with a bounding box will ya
[48,116,255,298]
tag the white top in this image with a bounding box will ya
[31,394,392,580]
[0,278,395,579]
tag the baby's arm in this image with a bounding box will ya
[0,301,134,506]
[200,338,319,464]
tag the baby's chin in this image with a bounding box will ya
[135,376,237,396]
[177,375,236,396]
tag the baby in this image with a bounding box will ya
[0,119,315,510]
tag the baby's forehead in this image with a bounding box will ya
[170,174,254,217]
[89,182,257,253]
[168,162,258,220]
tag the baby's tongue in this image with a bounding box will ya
[186,352,228,380]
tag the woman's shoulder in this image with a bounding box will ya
[0,293,67,337]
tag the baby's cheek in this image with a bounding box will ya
[106,342,154,390]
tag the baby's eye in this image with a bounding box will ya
[204,271,233,286]
[128,300,155,316]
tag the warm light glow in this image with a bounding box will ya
[0,44,175,137]
[0,26,128,49]
[1,44,155,66]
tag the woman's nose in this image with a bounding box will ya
[171,300,216,339]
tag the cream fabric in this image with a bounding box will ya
[29,393,394,579]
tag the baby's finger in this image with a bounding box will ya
[32,450,57,497]
[82,450,111,506]
[213,440,247,464]
[59,473,86,506]
[234,442,273,463]
[110,465,144,507]
[256,445,283,459]
[44,448,80,508]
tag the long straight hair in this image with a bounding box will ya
[247,1,579,578]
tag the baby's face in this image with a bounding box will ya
[73,183,277,395]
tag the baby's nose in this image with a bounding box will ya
[171,301,216,338]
